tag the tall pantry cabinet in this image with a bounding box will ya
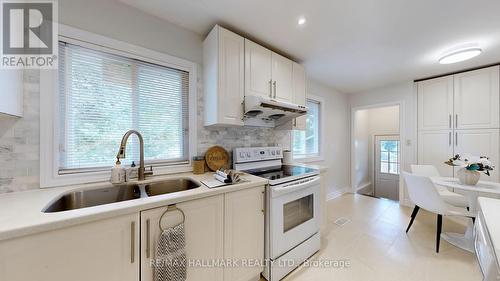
[417,66,500,181]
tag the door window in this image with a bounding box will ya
[380,140,400,175]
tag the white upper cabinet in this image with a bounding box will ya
[293,62,307,130]
[454,129,500,182]
[271,53,294,103]
[204,25,245,127]
[244,39,272,99]
[0,69,23,117]
[454,66,500,130]
[417,76,454,131]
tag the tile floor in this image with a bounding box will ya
[282,194,482,281]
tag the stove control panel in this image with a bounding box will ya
[233,147,283,163]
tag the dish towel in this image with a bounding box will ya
[155,223,187,281]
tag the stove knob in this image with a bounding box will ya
[239,152,245,158]
[246,152,251,158]
[277,150,281,155]
[271,150,276,155]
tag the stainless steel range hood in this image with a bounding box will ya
[243,95,308,127]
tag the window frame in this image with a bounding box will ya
[291,94,324,163]
[40,25,198,188]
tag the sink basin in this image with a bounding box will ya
[42,178,201,213]
[144,178,201,196]
[43,184,142,213]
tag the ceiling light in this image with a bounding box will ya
[297,17,306,26]
[439,47,482,64]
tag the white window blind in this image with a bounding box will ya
[58,41,190,173]
[293,99,320,158]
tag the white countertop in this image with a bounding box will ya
[0,172,268,242]
[478,197,500,262]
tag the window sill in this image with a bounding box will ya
[293,155,324,164]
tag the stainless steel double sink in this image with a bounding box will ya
[43,178,201,213]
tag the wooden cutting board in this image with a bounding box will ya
[205,146,229,171]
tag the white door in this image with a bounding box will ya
[140,195,224,281]
[454,129,500,182]
[224,186,265,281]
[417,75,454,131]
[454,66,500,130]
[217,26,245,125]
[271,52,294,103]
[244,39,272,98]
[0,213,140,281]
[292,62,307,130]
[375,135,400,200]
[418,130,454,177]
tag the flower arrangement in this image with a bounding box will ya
[445,154,494,176]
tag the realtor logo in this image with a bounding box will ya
[1,0,58,69]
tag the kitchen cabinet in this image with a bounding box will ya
[454,129,500,181]
[244,39,295,103]
[203,25,245,127]
[418,130,454,177]
[223,186,265,281]
[244,39,272,99]
[293,62,307,130]
[417,76,454,131]
[454,66,499,130]
[140,195,224,281]
[0,69,23,117]
[0,213,139,281]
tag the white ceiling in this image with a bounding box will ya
[119,0,500,93]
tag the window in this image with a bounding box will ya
[58,41,189,172]
[379,140,400,175]
[292,98,321,160]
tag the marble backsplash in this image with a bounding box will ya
[0,70,291,193]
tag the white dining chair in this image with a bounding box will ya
[402,172,474,253]
[410,165,468,208]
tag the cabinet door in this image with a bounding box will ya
[224,186,265,281]
[141,195,224,281]
[218,27,245,125]
[418,130,454,177]
[454,66,500,129]
[245,39,272,98]
[293,62,307,130]
[454,129,500,182]
[417,76,454,131]
[271,53,294,103]
[0,213,139,281]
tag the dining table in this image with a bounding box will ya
[431,177,500,253]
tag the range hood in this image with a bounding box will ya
[243,95,308,127]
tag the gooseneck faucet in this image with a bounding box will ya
[116,130,153,181]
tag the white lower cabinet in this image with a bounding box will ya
[418,130,454,177]
[141,195,225,281]
[0,213,140,281]
[224,186,265,281]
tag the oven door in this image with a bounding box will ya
[269,176,321,259]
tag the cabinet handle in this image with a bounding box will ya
[130,221,136,263]
[449,114,452,128]
[269,80,273,98]
[455,114,458,128]
[455,132,458,146]
[449,132,451,146]
[273,81,277,99]
[146,219,151,258]
[261,190,265,213]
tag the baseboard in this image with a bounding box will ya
[327,187,351,201]
[355,182,372,194]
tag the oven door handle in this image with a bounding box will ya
[271,176,321,197]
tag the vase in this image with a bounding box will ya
[457,168,481,185]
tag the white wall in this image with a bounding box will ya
[353,110,369,188]
[349,81,416,205]
[306,80,350,197]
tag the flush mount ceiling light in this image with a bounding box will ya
[297,17,306,26]
[439,47,482,64]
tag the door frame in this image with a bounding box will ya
[350,101,406,203]
[373,134,401,200]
